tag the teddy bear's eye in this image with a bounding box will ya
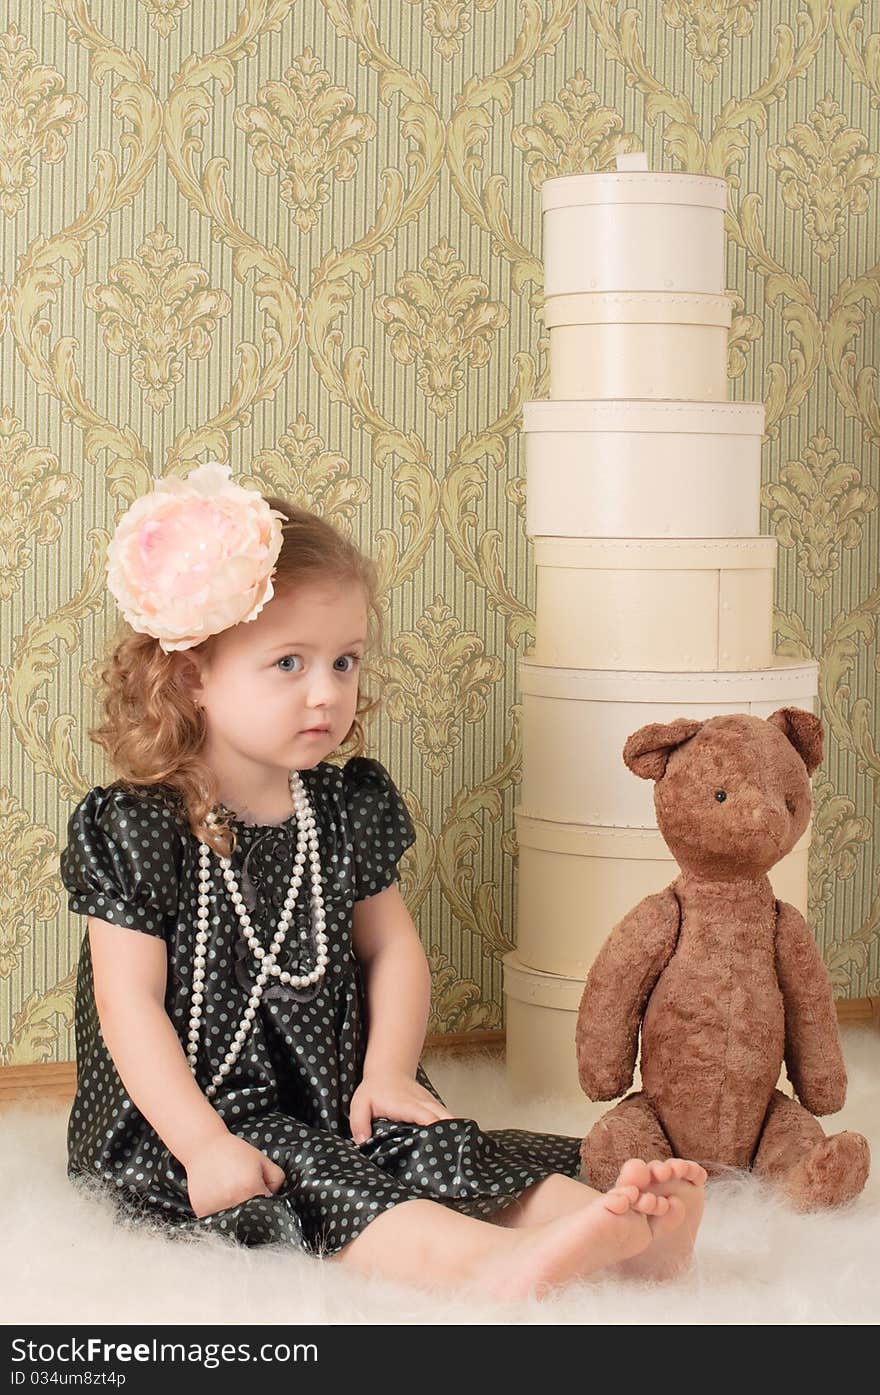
[715,789,727,802]
[785,796,796,813]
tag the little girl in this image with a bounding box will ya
[60,462,707,1302]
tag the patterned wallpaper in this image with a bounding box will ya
[2,0,878,1071]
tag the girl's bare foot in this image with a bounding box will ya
[472,1159,677,1302]
[618,1158,707,1281]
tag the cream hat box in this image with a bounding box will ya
[522,400,765,539]
[545,291,733,401]
[530,537,777,672]
[542,166,732,401]
[541,169,728,298]
[516,657,819,828]
[502,953,592,1102]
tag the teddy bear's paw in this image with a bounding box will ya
[784,1130,870,1211]
[579,1094,673,1192]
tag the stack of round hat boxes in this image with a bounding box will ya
[502,151,819,1102]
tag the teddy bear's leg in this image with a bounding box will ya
[579,1092,673,1192]
[752,1089,870,1211]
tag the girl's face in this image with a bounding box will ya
[185,578,369,785]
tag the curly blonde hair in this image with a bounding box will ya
[88,494,385,859]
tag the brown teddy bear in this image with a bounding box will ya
[576,707,870,1211]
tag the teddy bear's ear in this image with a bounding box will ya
[766,706,823,776]
[623,718,704,781]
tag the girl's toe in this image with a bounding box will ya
[635,1191,668,1216]
[648,1159,673,1182]
[603,1187,634,1215]
[674,1159,707,1184]
[617,1158,651,1191]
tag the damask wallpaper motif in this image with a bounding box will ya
[1,0,878,1069]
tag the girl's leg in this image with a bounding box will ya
[328,1197,521,1288]
[327,1179,677,1301]
[490,1172,599,1228]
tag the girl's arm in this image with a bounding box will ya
[88,916,230,1166]
[352,884,431,1078]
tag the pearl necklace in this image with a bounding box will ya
[186,769,328,1100]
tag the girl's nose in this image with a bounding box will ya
[306,668,337,704]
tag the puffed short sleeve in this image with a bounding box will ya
[342,757,416,901]
[59,785,182,939]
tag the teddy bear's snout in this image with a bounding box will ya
[715,783,787,840]
[659,783,799,876]
[738,814,790,862]
[741,796,788,834]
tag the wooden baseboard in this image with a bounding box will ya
[835,997,880,1027]
[424,1029,505,1053]
[1,1001,876,1109]
[0,1063,79,1110]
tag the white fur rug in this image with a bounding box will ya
[2,1028,878,1325]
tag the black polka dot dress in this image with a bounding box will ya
[59,756,584,1256]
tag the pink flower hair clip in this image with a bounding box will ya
[106,461,287,652]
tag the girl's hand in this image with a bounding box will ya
[349,1071,455,1144]
[184,1131,287,1219]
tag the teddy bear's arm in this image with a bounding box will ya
[774,899,847,1115]
[575,886,681,1101]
